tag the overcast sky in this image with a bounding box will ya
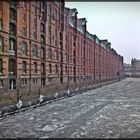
[65,2,140,64]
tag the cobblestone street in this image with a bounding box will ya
[0,78,140,138]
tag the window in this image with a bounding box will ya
[52,35,54,44]
[41,63,45,75]
[21,42,27,56]
[34,62,37,74]
[9,39,15,50]
[48,77,52,82]
[48,48,52,59]
[0,59,2,73]
[49,25,51,35]
[23,13,26,22]
[55,64,58,73]
[32,44,37,57]
[60,42,63,49]
[42,12,45,21]
[33,31,37,40]
[9,59,15,75]
[66,53,68,62]
[55,50,59,61]
[47,4,50,15]
[41,48,45,59]
[0,80,3,88]
[65,66,67,74]
[33,19,37,28]
[49,64,52,74]
[9,0,17,6]
[22,61,26,74]
[41,23,45,32]
[51,7,54,19]
[33,79,35,84]
[41,78,45,86]
[41,35,45,44]
[0,19,2,30]
[0,2,2,12]
[41,2,45,10]
[60,32,63,41]
[0,36,3,52]
[32,6,36,14]
[22,27,27,37]
[55,8,57,19]
[10,8,16,20]
[10,23,16,35]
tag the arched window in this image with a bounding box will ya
[21,42,27,56]
[0,59,2,73]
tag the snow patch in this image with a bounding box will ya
[42,124,58,131]
[53,112,59,115]
[16,100,23,109]
[39,95,44,103]
[29,117,34,120]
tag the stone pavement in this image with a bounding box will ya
[0,78,140,138]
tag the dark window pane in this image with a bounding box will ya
[0,59,2,73]
[10,8,16,20]
[22,61,26,73]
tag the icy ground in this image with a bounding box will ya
[1,78,140,138]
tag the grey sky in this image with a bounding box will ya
[65,2,140,64]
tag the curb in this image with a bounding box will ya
[0,79,123,119]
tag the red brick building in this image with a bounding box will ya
[0,1,124,95]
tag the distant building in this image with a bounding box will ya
[131,58,140,77]
[123,63,132,77]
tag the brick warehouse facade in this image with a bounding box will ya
[0,1,123,97]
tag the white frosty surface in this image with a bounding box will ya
[1,78,140,138]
